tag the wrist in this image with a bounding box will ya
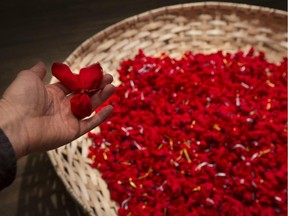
[0,99,28,159]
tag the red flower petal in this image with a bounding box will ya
[87,50,288,216]
[51,63,80,92]
[70,93,92,119]
[79,63,103,92]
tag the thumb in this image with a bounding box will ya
[30,61,47,81]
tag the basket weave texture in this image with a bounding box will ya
[48,2,287,216]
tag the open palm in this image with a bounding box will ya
[0,62,114,159]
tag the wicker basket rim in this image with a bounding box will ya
[64,1,287,67]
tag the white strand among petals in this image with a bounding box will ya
[215,173,226,177]
[206,198,215,205]
[241,82,250,89]
[251,153,259,160]
[133,141,144,150]
[232,144,246,150]
[121,197,131,209]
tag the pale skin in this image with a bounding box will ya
[0,62,115,159]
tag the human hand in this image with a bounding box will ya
[0,62,115,159]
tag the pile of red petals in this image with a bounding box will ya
[88,49,287,216]
[52,62,103,119]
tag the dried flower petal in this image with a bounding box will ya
[88,50,287,215]
[51,62,104,118]
[52,63,80,92]
[70,93,92,119]
[79,63,103,93]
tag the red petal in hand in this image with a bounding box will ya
[79,63,103,92]
[70,93,92,119]
[52,63,80,92]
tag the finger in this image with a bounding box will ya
[91,84,115,109]
[100,74,113,89]
[29,61,47,80]
[79,105,113,134]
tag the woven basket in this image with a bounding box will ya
[48,2,287,216]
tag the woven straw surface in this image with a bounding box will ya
[48,2,287,216]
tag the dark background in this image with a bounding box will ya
[0,1,286,215]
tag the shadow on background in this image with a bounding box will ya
[16,153,85,216]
